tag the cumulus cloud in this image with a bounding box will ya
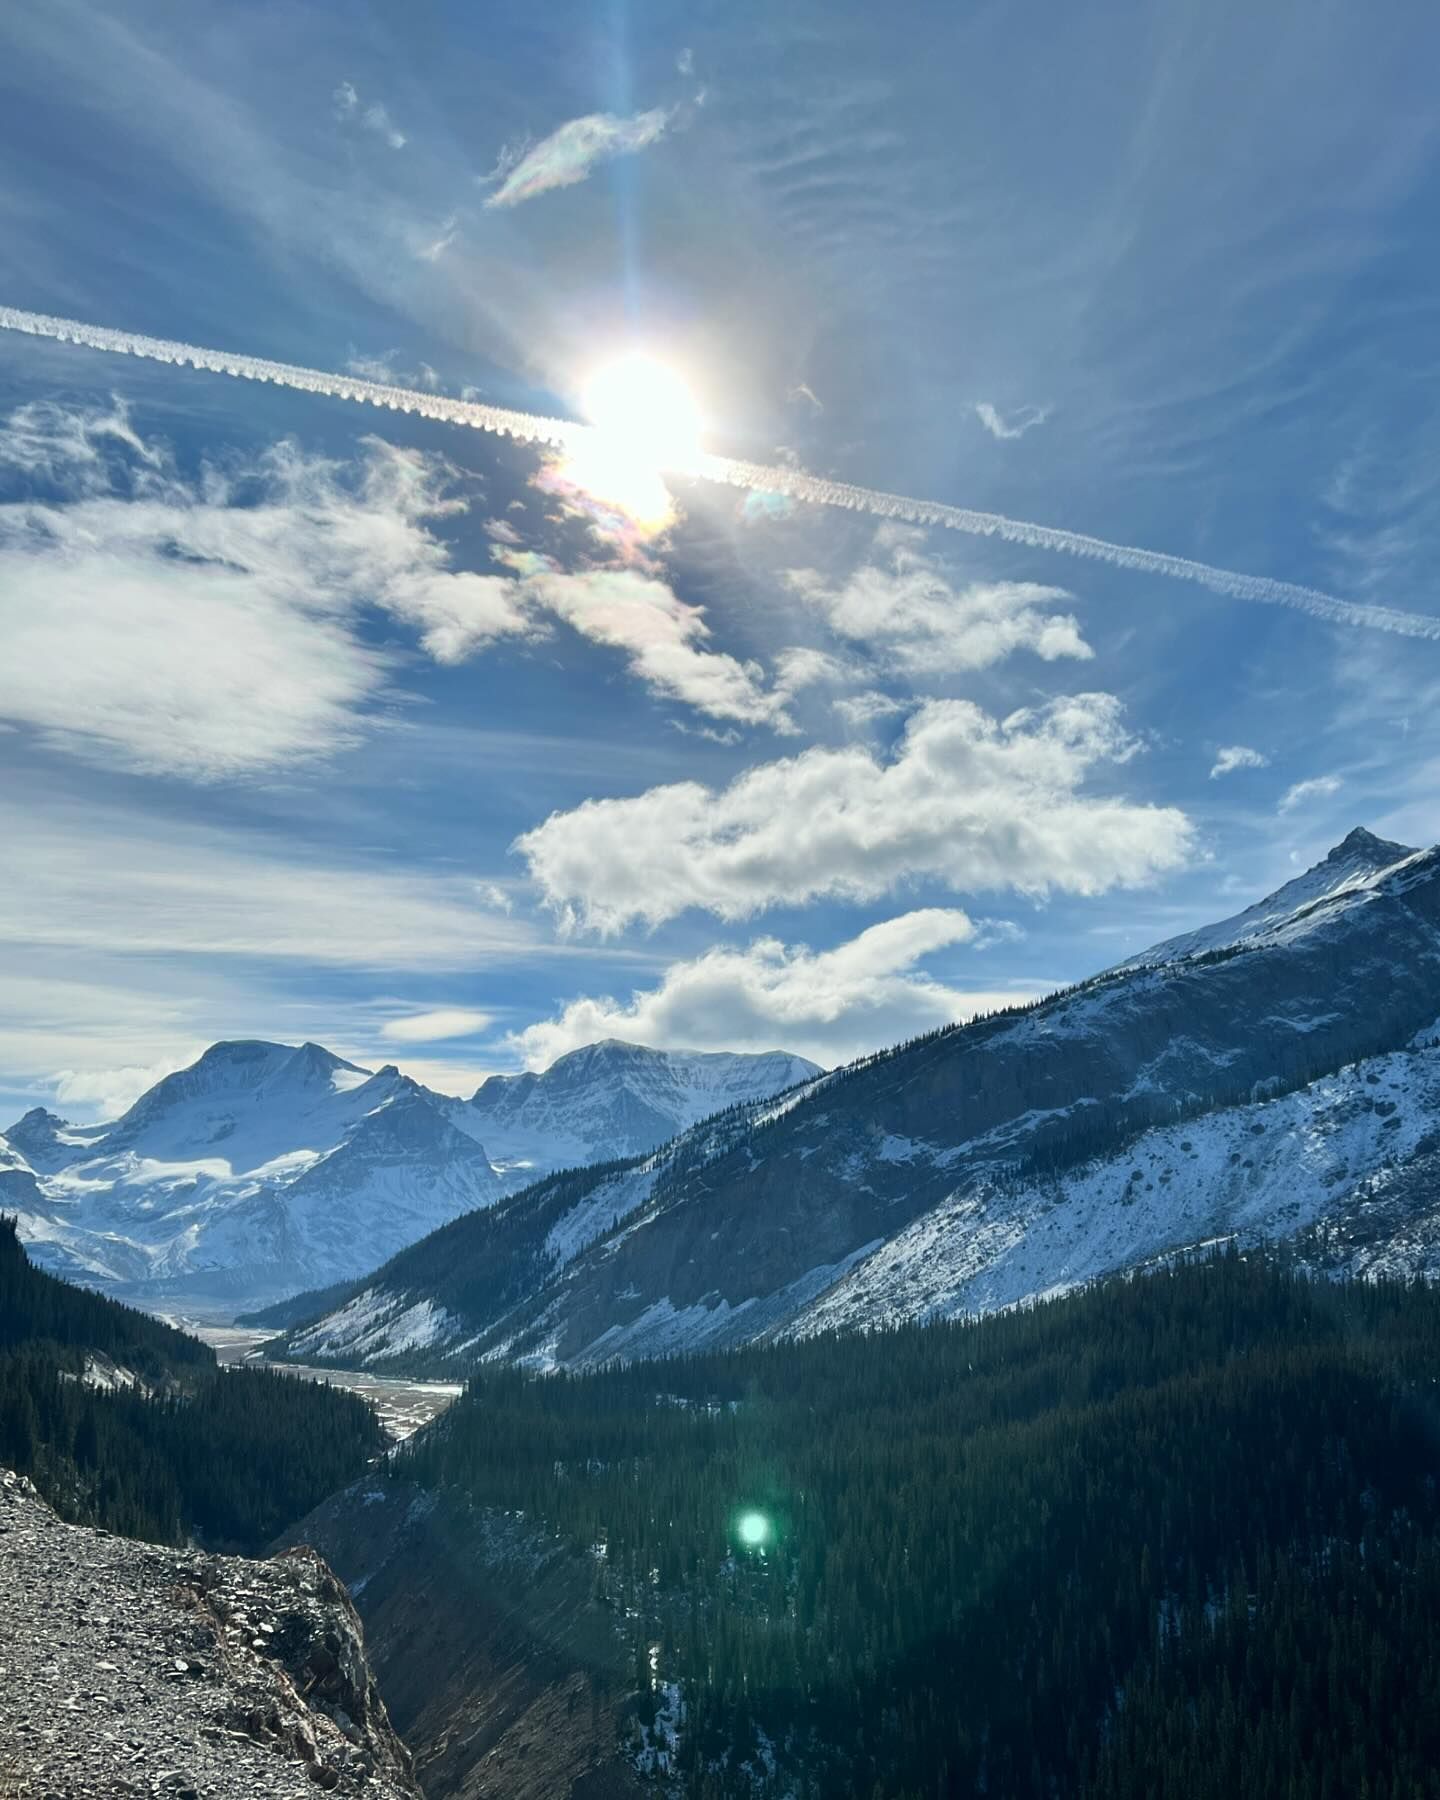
[1210,744,1270,779]
[785,528,1091,675]
[510,909,1037,1069]
[333,80,406,149]
[0,403,533,777]
[517,692,1194,932]
[1278,774,1343,813]
[379,1007,493,1043]
[52,1058,192,1120]
[975,401,1050,440]
[483,107,672,208]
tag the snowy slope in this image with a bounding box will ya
[1113,827,1420,970]
[465,1040,822,1182]
[4,1041,504,1311]
[271,829,1440,1373]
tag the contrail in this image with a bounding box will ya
[4,302,1437,643]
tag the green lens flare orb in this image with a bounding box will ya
[737,1510,770,1548]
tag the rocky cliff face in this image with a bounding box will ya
[0,1466,417,1799]
[279,1479,644,1800]
[274,831,1440,1372]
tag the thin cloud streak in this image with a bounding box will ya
[483,107,672,208]
[5,305,1438,643]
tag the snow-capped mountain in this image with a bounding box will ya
[269,829,1440,1373]
[1112,827,1423,970]
[3,1037,819,1316]
[464,1039,822,1180]
[3,1040,504,1311]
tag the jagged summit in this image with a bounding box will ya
[1327,825,1416,862]
[466,1038,824,1176]
[1115,824,1423,973]
[4,1036,813,1312]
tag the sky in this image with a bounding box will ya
[2,0,1440,1123]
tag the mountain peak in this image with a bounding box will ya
[1325,826,1416,866]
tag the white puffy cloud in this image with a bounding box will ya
[483,107,672,208]
[0,400,813,776]
[51,1059,192,1120]
[1210,744,1270,779]
[1278,773,1343,813]
[0,405,533,778]
[510,910,1039,1069]
[379,1008,494,1043]
[517,692,1194,932]
[785,529,1091,675]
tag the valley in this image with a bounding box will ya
[196,1324,462,1441]
[7,829,1440,1798]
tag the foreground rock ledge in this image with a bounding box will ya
[0,1468,419,1799]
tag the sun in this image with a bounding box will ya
[581,352,703,471]
[558,352,704,529]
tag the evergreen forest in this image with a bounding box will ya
[0,1217,383,1550]
[398,1250,1440,1799]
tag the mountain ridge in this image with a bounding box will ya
[4,1038,822,1313]
[266,827,1440,1372]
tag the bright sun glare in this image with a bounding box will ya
[582,352,703,468]
[563,351,704,528]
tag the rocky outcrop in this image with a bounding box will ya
[280,1480,645,1800]
[0,1468,417,1799]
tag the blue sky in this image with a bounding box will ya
[3,0,1440,1122]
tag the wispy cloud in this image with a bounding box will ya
[787,382,824,415]
[975,402,1050,441]
[0,402,533,778]
[517,693,1193,933]
[0,797,531,969]
[521,566,797,733]
[379,1007,494,1043]
[8,306,1440,645]
[482,107,672,209]
[1278,773,1343,813]
[510,910,1038,1070]
[1210,744,1269,779]
[333,80,406,150]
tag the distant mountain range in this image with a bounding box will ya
[1,1040,820,1313]
[262,828,1440,1372]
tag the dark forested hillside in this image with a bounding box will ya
[0,1218,383,1548]
[396,1253,1440,1799]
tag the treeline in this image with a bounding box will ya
[0,1219,382,1549]
[396,1251,1440,1798]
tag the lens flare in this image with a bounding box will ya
[737,1510,770,1549]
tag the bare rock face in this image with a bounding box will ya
[0,1467,419,1800]
[280,1479,646,1800]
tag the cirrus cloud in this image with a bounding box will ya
[483,106,672,209]
[516,692,1194,933]
[1278,773,1343,814]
